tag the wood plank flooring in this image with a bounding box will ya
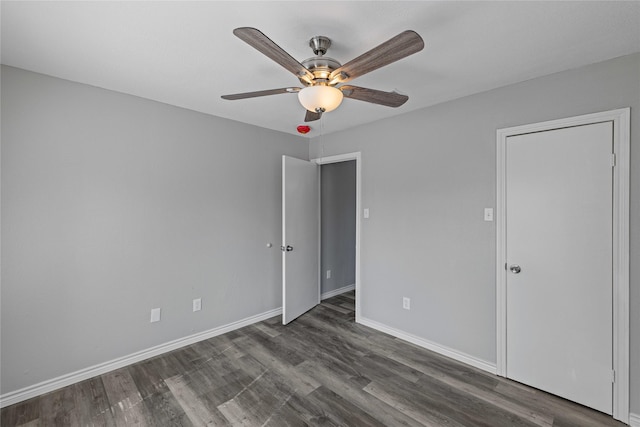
[1,291,624,426]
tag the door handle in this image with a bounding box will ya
[281,245,293,252]
[509,264,521,274]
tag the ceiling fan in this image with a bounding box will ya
[221,27,424,123]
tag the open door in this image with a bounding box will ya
[282,156,319,324]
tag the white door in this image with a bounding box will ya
[505,122,613,414]
[282,156,319,325]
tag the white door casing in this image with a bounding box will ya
[282,156,320,325]
[496,109,630,423]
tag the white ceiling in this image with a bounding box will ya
[2,1,639,137]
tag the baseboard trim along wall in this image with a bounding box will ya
[629,413,640,427]
[321,284,355,301]
[358,316,497,375]
[0,307,283,408]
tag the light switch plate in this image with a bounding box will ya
[150,308,161,323]
[484,208,494,221]
[364,208,370,219]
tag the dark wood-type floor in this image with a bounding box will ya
[1,291,624,426]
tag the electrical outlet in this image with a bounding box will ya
[193,298,202,312]
[326,270,331,279]
[150,308,161,323]
[403,297,411,310]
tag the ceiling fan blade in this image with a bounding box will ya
[221,87,301,100]
[233,27,315,83]
[329,30,424,84]
[340,85,408,107]
[304,110,322,122]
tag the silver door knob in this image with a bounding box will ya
[509,264,521,274]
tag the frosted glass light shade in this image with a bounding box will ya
[298,86,343,113]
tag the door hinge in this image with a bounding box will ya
[505,263,507,271]
[610,153,616,167]
[611,370,616,383]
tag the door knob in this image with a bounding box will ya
[509,264,521,274]
[281,245,293,252]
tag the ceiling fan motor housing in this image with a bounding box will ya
[300,56,342,85]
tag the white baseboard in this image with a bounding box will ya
[321,283,355,300]
[629,412,640,426]
[358,316,497,374]
[0,307,282,409]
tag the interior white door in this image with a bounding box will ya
[282,156,319,325]
[505,122,613,414]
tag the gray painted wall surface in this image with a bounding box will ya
[321,161,356,295]
[0,66,308,394]
[310,53,640,413]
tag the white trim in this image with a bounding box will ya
[0,307,282,409]
[496,108,630,423]
[496,122,508,378]
[629,413,640,427]
[321,284,355,300]
[359,316,497,374]
[317,164,322,305]
[311,152,362,323]
[282,155,288,324]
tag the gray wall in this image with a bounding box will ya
[310,53,640,413]
[321,161,356,295]
[0,66,308,394]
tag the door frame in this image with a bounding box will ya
[311,152,362,323]
[495,108,630,423]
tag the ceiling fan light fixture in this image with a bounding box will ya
[298,85,343,113]
[223,28,424,122]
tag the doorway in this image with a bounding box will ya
[495,109,630,423]
[320,160,356,302]
[313,152,362,322]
